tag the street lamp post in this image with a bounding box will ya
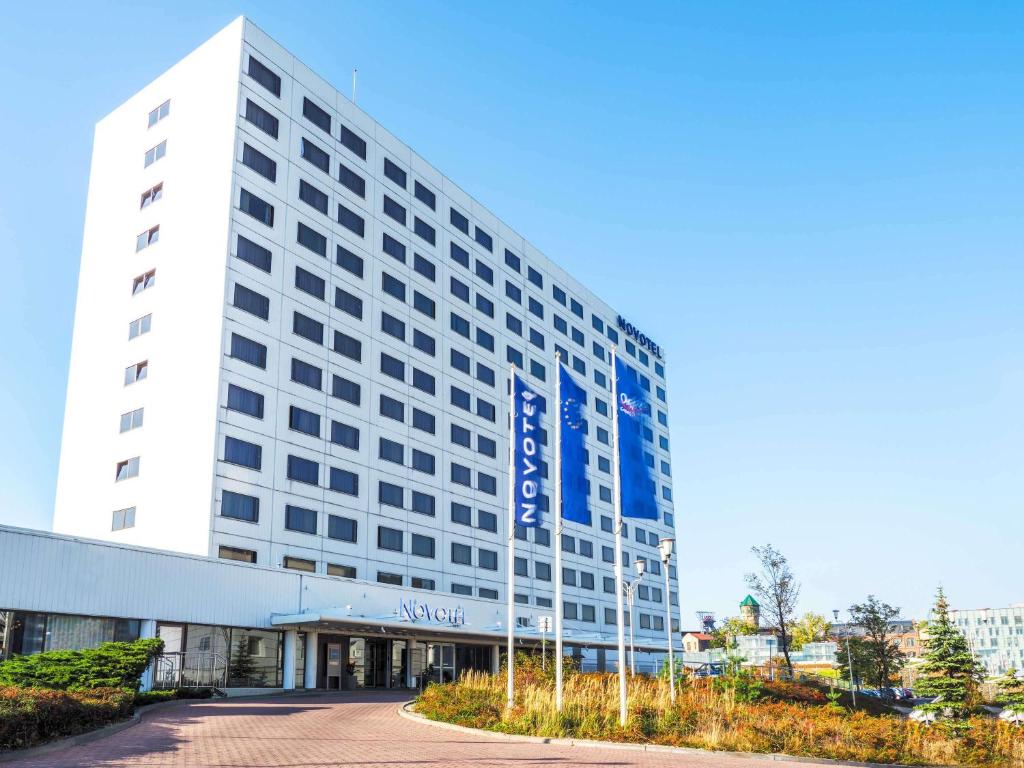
[659,537,676,703]
[623,559,646,674]
[833,609,856,707]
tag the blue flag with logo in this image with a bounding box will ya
[615,356,660,520]
[513,372,544,527]
[559,363,591,525]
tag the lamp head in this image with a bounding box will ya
[832,609,840,622]
[634,558,646,578]
[658,537,675,563]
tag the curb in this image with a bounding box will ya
[398,701,951,768]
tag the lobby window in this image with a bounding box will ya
[128,313,153,340]
[132,269,157,295]
[411,534,435,559]
[114,456,140,481]
[338,121,367,159]
[286,455,319,485]
[284,556,316,573]
[136,225,159,252]
[140,182,163,209]
[244,99,279,138]
[247,56,281,97]
[329,467,358,496]
[233,284,269,320]
[285,505,318,535]
[111,506,136,531]
[119,407,144,433]
[337,203,365,237]
[147,99,170,127]
[242,143,277,182]
[383,158,407,188]
[124,360,149,385]
[414,181,436,210]
[327,514,357,543]
[291,358,322,391]
[219,545,256,564]
[222,491,259,523]
[301,137,330,174]
[240,189,274,226]
[377,526,403,552]
[451,542,472,565]
[143,140,166,168]
[224,437,261,470]
[328,563,356,578]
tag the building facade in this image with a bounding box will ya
[50,17,679,669]
[950,604,1024,677]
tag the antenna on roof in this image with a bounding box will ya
[352,68,358,104]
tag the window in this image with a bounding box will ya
[224,437,261,469]
[414,253,436,281]
[450,312,470,338]
[297,221,327,256]
[476,398,496,422]
[413,291,435,318]
[505,249,521,272]
[284,556,316,573]
[302,97,331,133]
[479,549,498,570]
[528,266,543,288]
[572,327,585,346]
[289,406,320,437]
[127,313,152,339]
[339,123,367,160]
[450,242,469,268]
[132,269,157,295]
[124,360,148,385]
[108,505,135,532]
[506,281,522,303]
[380,352,404,381]
[244,99,279,138]
[414,181,436,210]
[240,189,274,226]
[298,180,328,215]
[506,314,523,336]
[335,287,363,318]
[291,358,322,390]
[411,491,435,516]
[476,363,495,387]
[528,297,544,319]
[450,503,473,527]
[414,217,435,245]
[337,203,365,237]
[147,99,170,127]
[412,408,435,433]
[529,329,545,350]
[378,526,403,552]
[242,143,276,181]
[562,568,577,586]
[535,528,551,546]
[301,137,330,173]
[564,602,578,620]
[412,368,435,395]
[379,437,404,465]
[293,312,324,345]
[247,56,281,96]
[450,207,469,234]
[286,455,319,485]
[475,259,494,284]
[474,227,493,252]
[477,435,496,458]
[507,346,523,368]
[451,463,472,486]
[230,334,266,368]
[530,360,546,381]
[411,534,435,559]
[450,277,470,303]
[413,329,436,356]
[382,272,406,302]
[119,407,144,432]
[330,420,359,450]
[476,328,494,353]
[336,245,364,278]
[135,226,159,252]
[535,562,551,581]
[220,545,256,564]
[233,284,269,320]
[475,293,494,317]
[383,158,407,188]
[338,161,366,197]
[571,298,584,318]
[378,572,403,586]
[285,505,317,534]
[328,563,356,578]
[140,182,163,209]
[383,196,406,226]
[143,140,166,167]
[381,312,405,341]
[478,472,497,495]
[380,394,405,422]
[452,583,472,595]
[450,386,471,411]
[451,542,472,565]
[236,235,272,273]
[327,514,357,542]
[329,467,359,495]
[451,423,471,447]
[477,509,497,532]
[580,539,594,558]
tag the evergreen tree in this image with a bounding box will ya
[913,587,985,719]
[229,634,256,687]
[996,667,1024,713]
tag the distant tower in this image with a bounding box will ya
[740,595,761,628]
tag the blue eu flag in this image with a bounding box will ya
[559,363,591,525]
[615,356,659,520]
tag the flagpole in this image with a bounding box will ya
[553,352,564,711]
[506,364,517,710]
[610,345,628,727]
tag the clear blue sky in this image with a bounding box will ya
[0,1,1020,623]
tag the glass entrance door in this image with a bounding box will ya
[364,639,388,687]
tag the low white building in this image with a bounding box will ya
[950,604,1024,677]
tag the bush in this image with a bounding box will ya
[0,638,163,692]
[134,687,214,706]
[0,686,134,752]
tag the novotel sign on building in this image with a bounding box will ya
[399,598,466,627]
[617,316,664,359]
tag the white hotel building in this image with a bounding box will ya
[0,17,679,691]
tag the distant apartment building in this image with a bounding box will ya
[949,604,1024,677]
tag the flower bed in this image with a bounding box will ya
[0,686,134,752]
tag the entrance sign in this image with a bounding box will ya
[399,598,466,626]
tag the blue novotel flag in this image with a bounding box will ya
[614,356,660,520]
[559,363,591,525]
[513,372,544,527]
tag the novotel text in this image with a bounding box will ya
[399,598,466,626]
[617,316,663,359]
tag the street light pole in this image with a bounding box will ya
[659,538,676,703]
[623,559,645,675]
[833,609,856,707]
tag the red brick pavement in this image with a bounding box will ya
[4,690,818,767]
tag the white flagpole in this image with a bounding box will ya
[553,352,564,711]
[610,345,628,727]
[506,364,517,710]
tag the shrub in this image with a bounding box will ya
[0,638,163,692]
[133,687,214,707]
[0,686,134,752]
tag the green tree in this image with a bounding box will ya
[709,617,758,649]
[229,635,256,687]
[791,612,831,651]
[914,587,985,720]
[847,596,906,689]
[834,633,871,688]
[996,668,1024,712]
[745,544,800,674]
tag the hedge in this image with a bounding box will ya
[0,638,164,692]
[0,686,134,752]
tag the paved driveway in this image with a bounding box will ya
[6,690,816,767]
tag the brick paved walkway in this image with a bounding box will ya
[5,690,817,767]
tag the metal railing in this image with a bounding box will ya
[152,651,227,690]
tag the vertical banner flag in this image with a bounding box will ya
[513,372,544,527]
[558,363,591,525]
[614,356,660,520]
